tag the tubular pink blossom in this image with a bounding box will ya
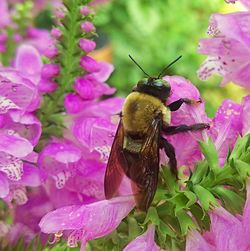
[39,196,135,249]
[81,22,95,33]
[79,38,96,53]
[80,56,99,73]
[80,6,92,16]
[41,64,60,79]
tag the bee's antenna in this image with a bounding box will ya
[129,54,150,77]
[158,55,182,78]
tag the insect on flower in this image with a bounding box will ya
[104,55,210,211]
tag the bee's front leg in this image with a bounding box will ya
[168,98,202,111]
[160,137,178,179]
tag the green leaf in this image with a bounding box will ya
[193,185,219,211]
[199,139,219,171]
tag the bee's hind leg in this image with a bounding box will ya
[160,137,178,179]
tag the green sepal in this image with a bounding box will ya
[232,159,250,180]
[199,138,219,172]
[167,191,197,214]
[229,134,250,160]
[160,166,178,194]
[193,185,219,211]
[190,161,209,184]
[127,217,141,242]
[143,207,160,226]
[157,219,177,238]
[212,186,245,214]
[189,203,210,230]
[175,210,197,235]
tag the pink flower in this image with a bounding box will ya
[163,75,210,168]
[41,64,60,79]
[81,22,95,33]
[39,196,135,250]
[38,139,81,189]
[80,56,99,72]
[79,38,96,53]
[51,28,62,38]
[210,99,243,165]
[64,93,86,114]
[26,27,54,56]
[0,0,11,28]
[123,225,160,251]
[242,95,250,135]
[80,6,92,16]
[198,11,250,88]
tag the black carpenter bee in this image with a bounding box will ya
[104,55,210,211]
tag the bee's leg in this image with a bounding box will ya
[160,137,178,178]
[163,123,210,135]
[168,98,202,111]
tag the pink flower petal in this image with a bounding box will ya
[186,230,215,251]
[39,196,135,246]
[92,62,114,82]
[16,163,41,187]
[0,96,19,114]
[72,117,116,152]
[0,0,11,28]
[242,95,250,135]
[210,207,247,251]
[123,225,160,251]
[0,72,39,113]
[0,172,9,198]
[210,99,242,165]
[0,130,33,157]
[8,113,42,146]
[163,75,210,167]
[14,45,43,84]
[0,152,23,181]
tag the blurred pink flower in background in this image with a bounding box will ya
[198,4,250,88]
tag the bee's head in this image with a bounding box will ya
[128,54,181,102]
[133,77,171,102]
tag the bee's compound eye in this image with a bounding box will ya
[138,78,148,85]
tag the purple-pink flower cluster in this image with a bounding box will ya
[198,0,250,88]
[0,0,249,250]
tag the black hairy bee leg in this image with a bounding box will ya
[168,98,202,111]
[163,123,210,135]
[160,137,178,179]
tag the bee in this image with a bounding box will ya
[104,55,210,211]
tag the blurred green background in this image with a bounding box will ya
[36,0,248,117]
[92,0,248,117]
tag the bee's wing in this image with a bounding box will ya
[126,116,161,211]
[104,120,127,199]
